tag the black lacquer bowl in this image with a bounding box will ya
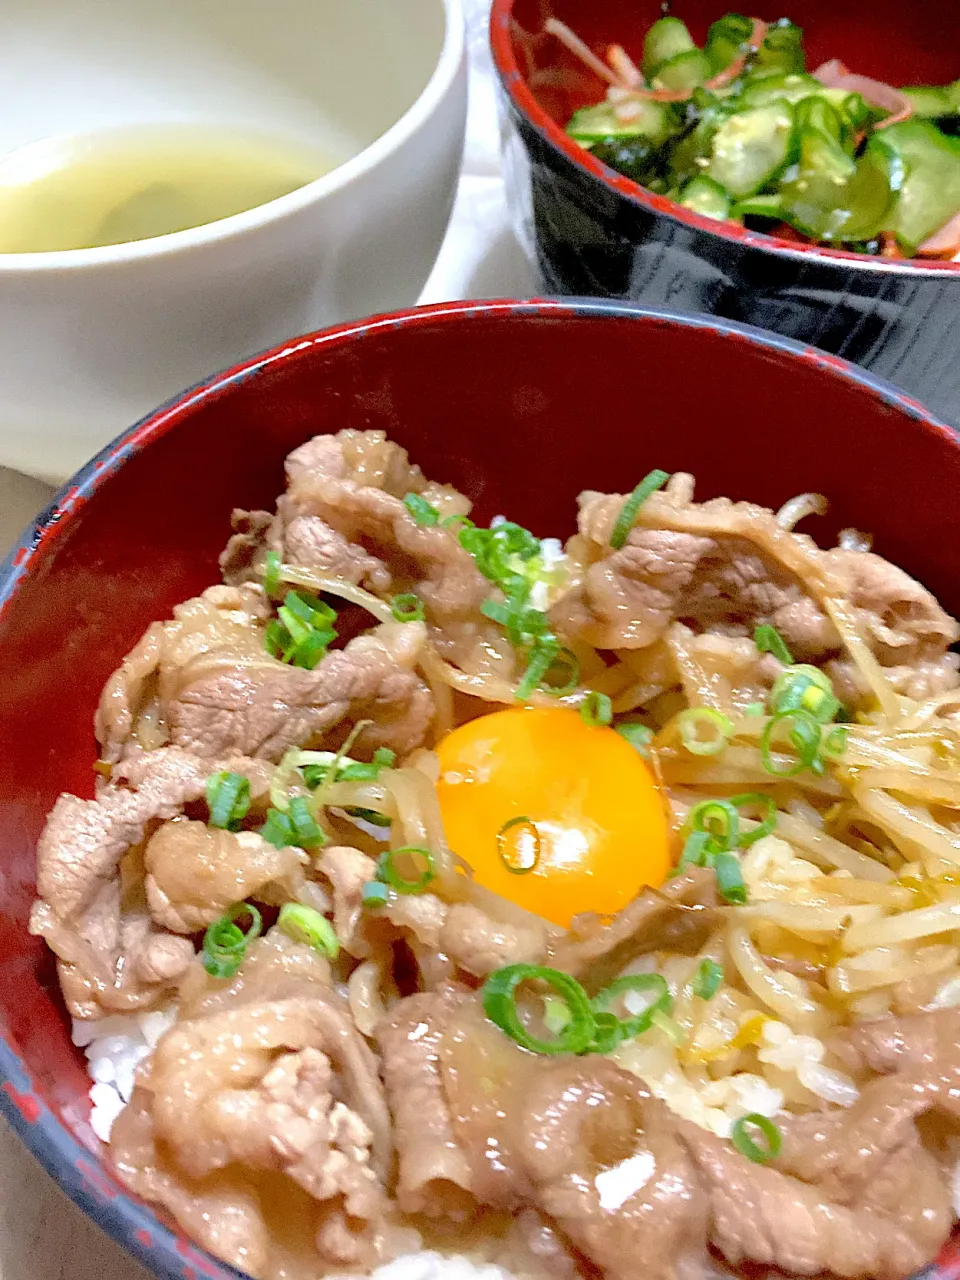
[491,0,960,427]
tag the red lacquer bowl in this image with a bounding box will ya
[490,0,960,426]
[1,299,959,1280]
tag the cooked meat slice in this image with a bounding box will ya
[144,818,309,933]
[32,890,192,1019]
[280,430,496,667]
[553,488,960,701]
[134,929,197,985]
[552,527,837,659]
[825,548,960,668]
[551,529,718,650]
[678,1116,948,1280]
[439,902,547,978]
[169,621,433,762]
[519,1061,708,1280]
[285,430,428,501]
[219,508,275,587]
[318,845,379,956]
[267,500,392,594]
[96,584,272,763]
[178,929,334,1020]
[547,868,720,995]
[30,747,271,1017]
[830,1007,960,1117]
[206,1044,383,1219]
[147,989,392,1183]
[35,746,268,921]
[773,1074,952,1224]
[112,1093,270,1277]
[436,990,543,1210]
[497,1209,585,1280]
[378,989,475,1218]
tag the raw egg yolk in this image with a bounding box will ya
[435,707,670,928]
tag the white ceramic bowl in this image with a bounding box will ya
[0,0,466,481]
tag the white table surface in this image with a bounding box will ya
[0,1,532,1276]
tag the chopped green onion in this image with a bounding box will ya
[677,707,734,756]
[482,964,596,1055]
[821,725,849,759]
[205,771,251,831]
[263,549,282,597]
[338,746,397,782]
[361,881,390,908]
[265,590,337,670]
[714,851,747,904]
[689,800,740,853]
[391,593,425,623]
[677,829,714,872]
[481,596,549,650]
[497,816,541,874]
[587,1011,624,1055]
[346,806,393,828]
[729,792,777,847]
[754,624,793,665]
[202,902,262,979]
[580,691,613,727]
[616,722,654,757]
[378,846,436,894]
[693,958,723,1000]
[744,702,765,717]
[441,513,474,532]
[260,807,296,849]
[542,993,573,1036]
[592,973,672,1041]
[760,709,823,777]
[730,1113,782,1163]
[609,470,670,550]
[770,665,840,724]
[540,646,580,696]
[277,903,339,959]
[403,493,440,526]
[288,796,326,847]
[515,636,561,701]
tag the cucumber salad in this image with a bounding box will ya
[549,12,960,259]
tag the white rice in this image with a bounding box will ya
[73,1006,177,1141]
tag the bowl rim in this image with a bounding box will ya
[0,0,466,276]
[1,296,957,1280]
[488,0,960,277]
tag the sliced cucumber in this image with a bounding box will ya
[654,48,711,93]
[795,96,845,144]
[735,192,784,218]
[642,17,696,80]
[591,136,662,185]
[678,175,731,219]
[880,119,960,250]
[667,106,730,189]
[738,74,823,108]
[902,85,955,119]
[753,20,805,76]
[706,101,796,198]
[704,13,754,77]
[779,127,898,242]
[567,100,674,146]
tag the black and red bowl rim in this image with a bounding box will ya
[488,0,960,277]
[0,298,957,1280]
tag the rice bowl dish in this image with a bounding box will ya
[28,423,960,1280]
